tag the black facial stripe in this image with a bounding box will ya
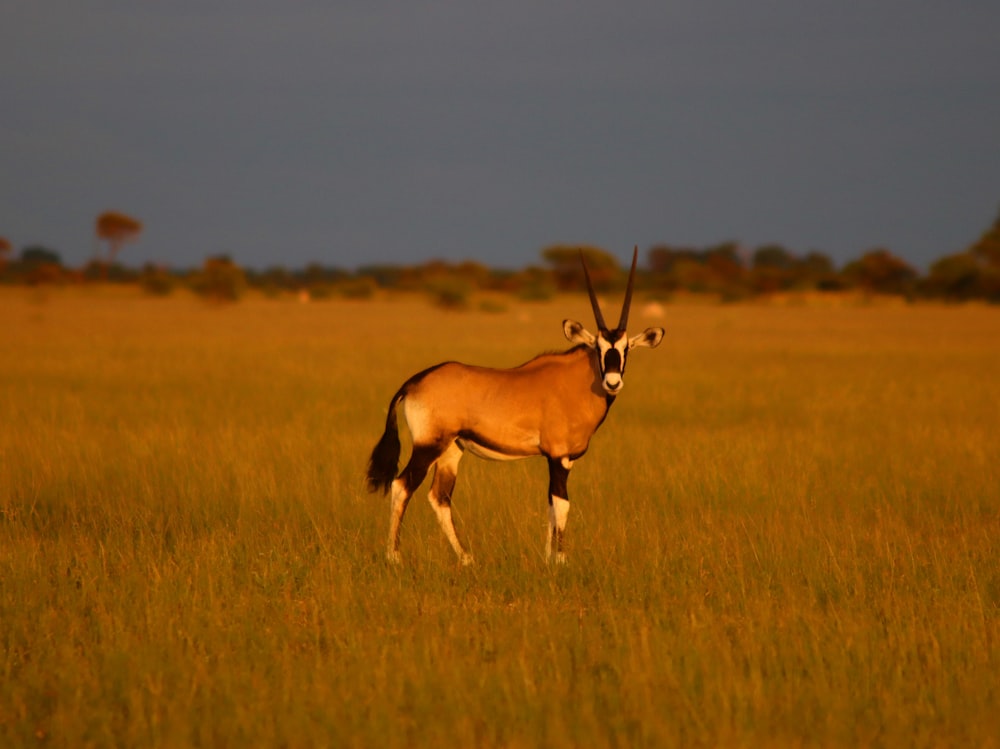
[603,349,623,374]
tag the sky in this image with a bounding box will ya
[2,1,999,272]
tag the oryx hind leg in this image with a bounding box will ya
[428,441,473,565]
[546,456,572,564]
[387,444,440,563]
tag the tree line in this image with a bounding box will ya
[2,209,998,304]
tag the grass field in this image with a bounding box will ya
[2,287,998,748]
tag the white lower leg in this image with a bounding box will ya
[547,495,570,563]
[429,493,473,565]
[386,478,408,563]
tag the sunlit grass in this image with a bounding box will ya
[1,287,998,747]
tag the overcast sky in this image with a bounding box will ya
[2,1,998,271]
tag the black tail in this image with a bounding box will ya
[366,389,405,494]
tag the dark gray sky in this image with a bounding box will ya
[3,1,998,271]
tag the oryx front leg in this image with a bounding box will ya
[546,456,573,564]
[387,445,438,564]
[428,442,473,565]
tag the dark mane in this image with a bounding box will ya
[517,343,591,367]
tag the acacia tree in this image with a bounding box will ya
[96,211,142,268]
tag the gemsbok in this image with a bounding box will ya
[366,248,664,564]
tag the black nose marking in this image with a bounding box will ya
[604,349,622,374]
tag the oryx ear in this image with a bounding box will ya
[563,319,596,346]
[629,326,664,349]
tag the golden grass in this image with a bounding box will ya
[1,287,998,747]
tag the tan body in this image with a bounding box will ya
[366,247,664,565]
[406,346,609,462]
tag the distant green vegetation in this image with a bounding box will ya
[1,291,998,747]
[3,207,999,303]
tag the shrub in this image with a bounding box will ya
[190,256,247,302]
[139,266,175,296]
[337,277,378,300]
[425,277,471,309]
[516,280,555,301]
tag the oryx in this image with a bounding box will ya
[366,248,664,564]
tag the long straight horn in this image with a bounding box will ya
[616,246,639,331]
[580,250,608,331]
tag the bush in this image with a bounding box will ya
[516,280,555,301]
[337,277,378,300]
[190,256,247,302]
[425,278,471,309]
[305,284,334,301]
[139,266,175,296]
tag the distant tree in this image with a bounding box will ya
[542,245,619,291]
[357,264,405,289]
[95,211,142,269]
[336,276,378,299]
[923,207,1000,302]
[647,242,748,297]
[0,237,11,272]
[799,251,849,291]
[19,246,64,285]
[82,258,136,283]
[924,253,985,301]
[297,262,350,290]
[411,259,491,308]
[454,260,492,288]
[82,259,105,281]
[300,270,350,300]
[842,248,917,296]
[190,255,247,301]
[750,244,796,293]
[648,244,703,275]
[252,266,295,296]
[798,251,834,278]
[704,242,747,298]
[752,244,795,270]
[671,258,714,293]
[507,266,555,300]
[968,206,1000,268]
[139,263,175,296]
[425,276,472,309]
[21,246,62,266]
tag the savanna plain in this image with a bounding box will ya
[1,287,998,748]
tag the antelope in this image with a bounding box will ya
[366,248,664,564]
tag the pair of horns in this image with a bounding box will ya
[580,246,638,332]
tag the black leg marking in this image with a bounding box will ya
[547,456,570,501]
[431,465,457,507]
[387,443,444,561]
[427,441,472,564]
[400,445,440,494]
